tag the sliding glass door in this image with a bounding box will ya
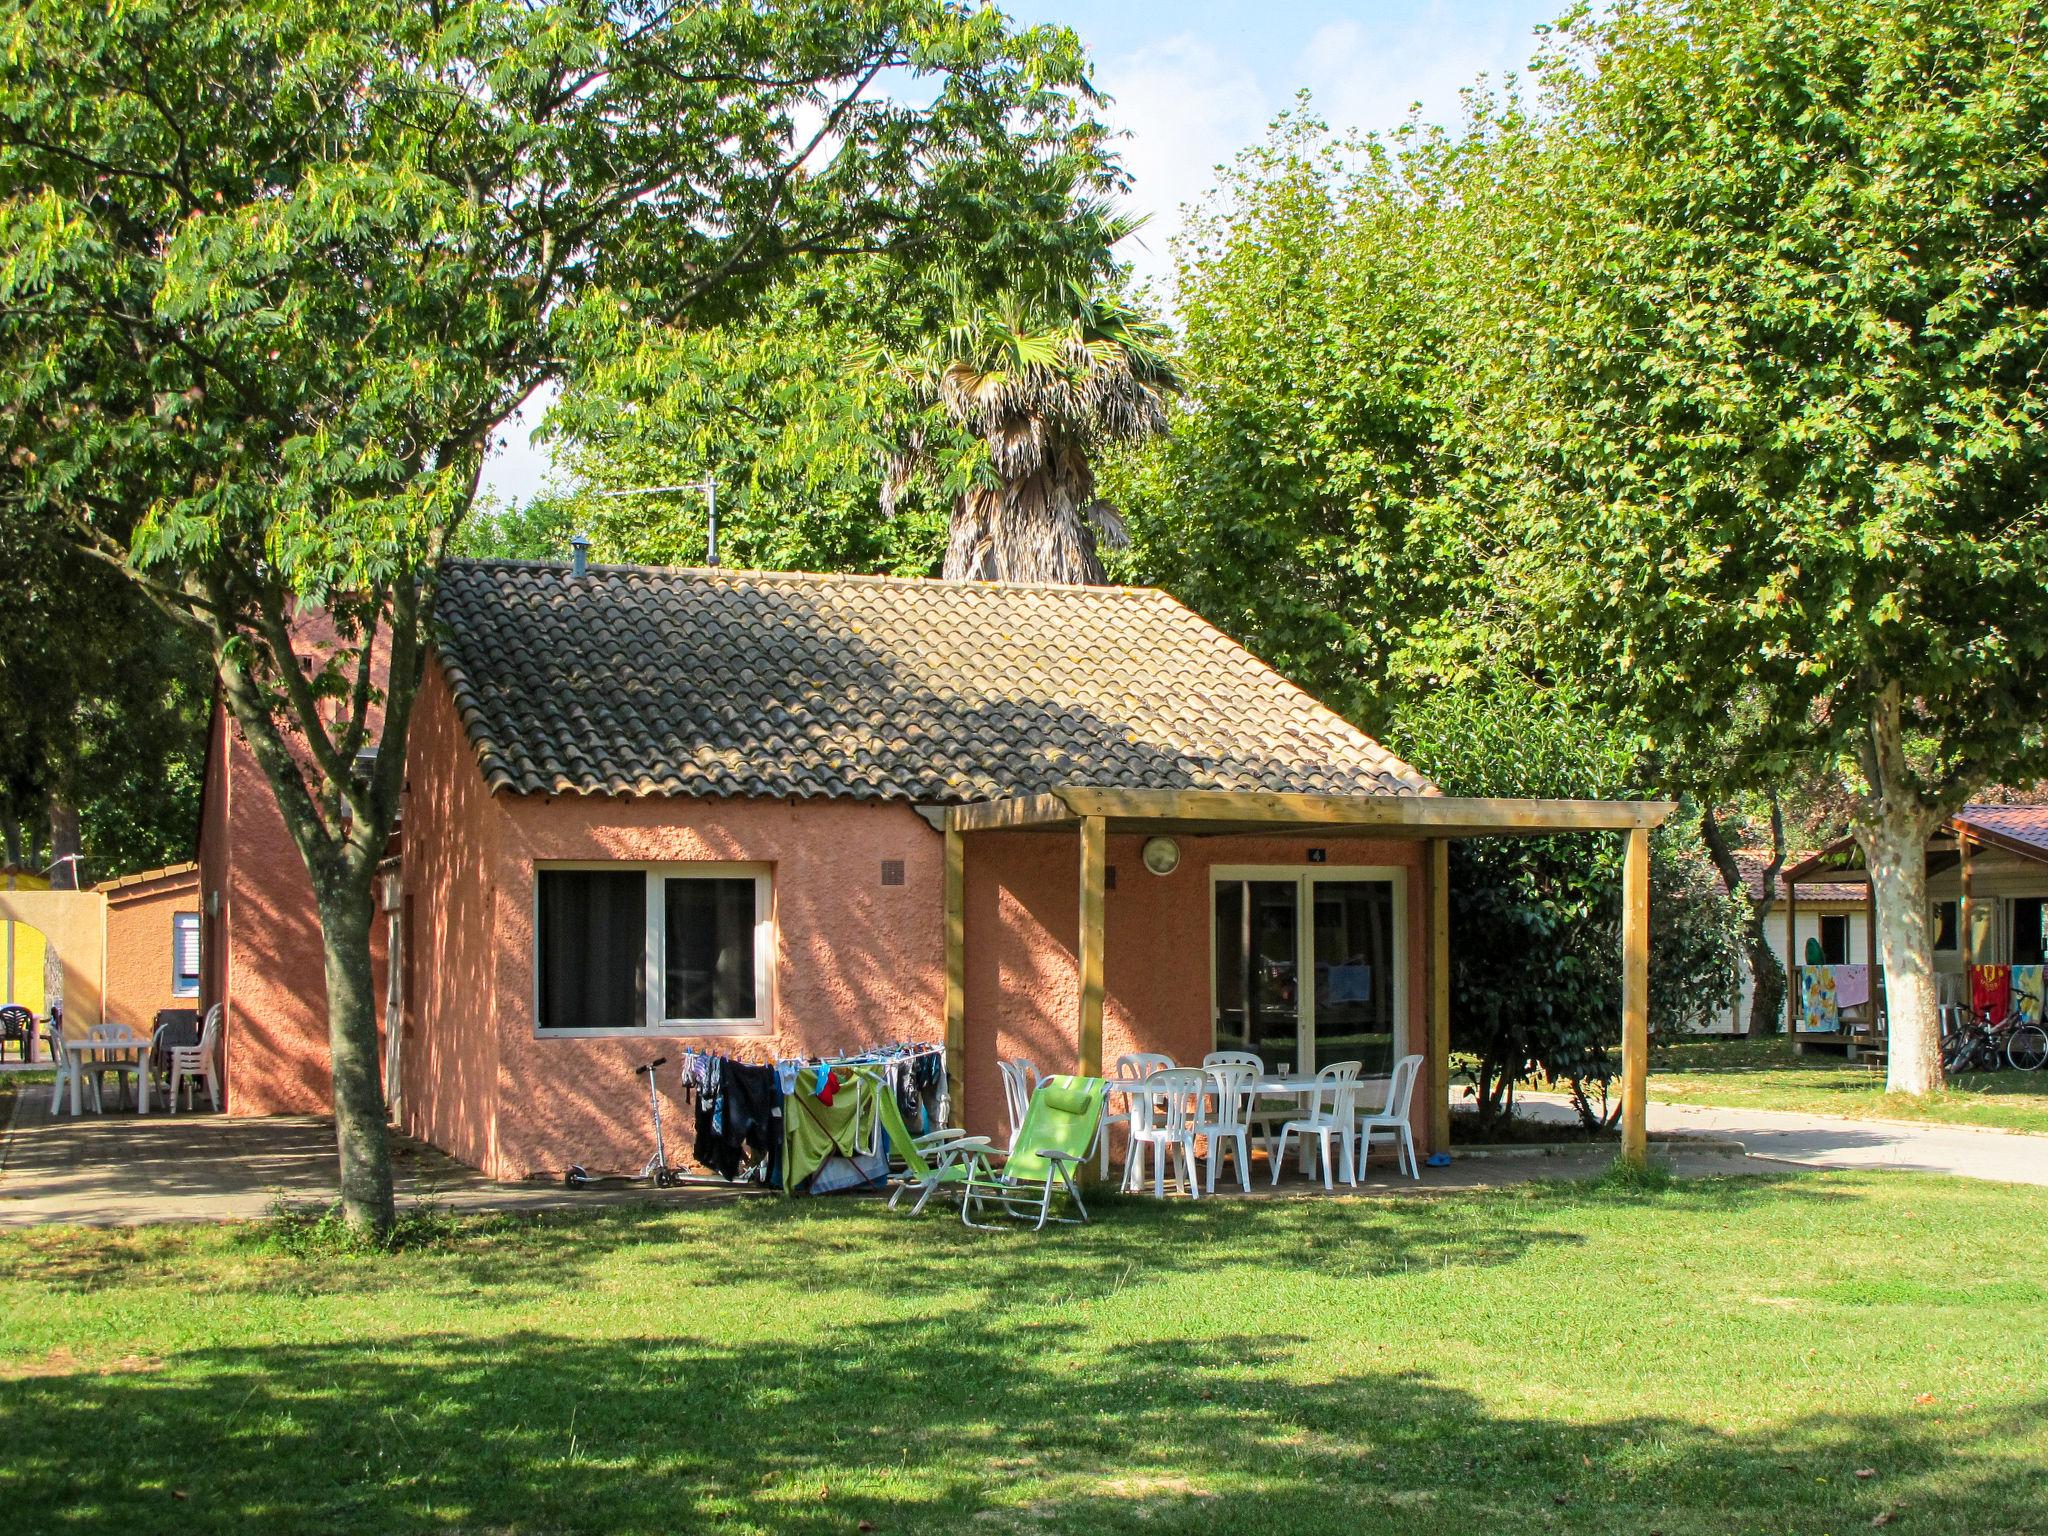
[1212,867,1403,1076]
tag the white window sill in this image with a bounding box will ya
[532,1022,772,1041]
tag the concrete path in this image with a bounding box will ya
[1521,1093,2048,1185]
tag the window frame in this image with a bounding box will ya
[1932,899,1959,953]
[1818,913,1851,966]
[171,911,201,997]
[531,861,773,1039]
[1207,863,1408,1075]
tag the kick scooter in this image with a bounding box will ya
[564,1056,681,1188]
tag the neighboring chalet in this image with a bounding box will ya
[1767,804,2048,1046]
[1713,849,1869,1034]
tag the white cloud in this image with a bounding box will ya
[1297,7,1536,142]
[1091,33,1272,295]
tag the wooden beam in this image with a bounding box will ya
[1050,786,1676,835]
[1785,869,1800,1035]
[945,794,1075,833]
[1620,824,1650,1167]
[1961,831,1977,968]
[1427,838,1451,1157]
[944,827,966,1123]
[1077,814,1107,1079]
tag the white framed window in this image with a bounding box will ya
[532,863,772,1037]
[172,911,201,997]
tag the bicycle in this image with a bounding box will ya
[1944,1008,2047,1074]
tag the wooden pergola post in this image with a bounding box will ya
[1960,830,1976,966]
[944,827,966,1122]
[1784,871,1800,1035]
[1427,838,1451,1156]
[1077,814,1107,1078]
[1620,824,1650,1166]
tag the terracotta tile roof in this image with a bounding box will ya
[1957,803,2048,859]
[432,560,1438,803]
[94,860,199,894]
[1735,848,1865,905]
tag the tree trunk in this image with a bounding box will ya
[47,796,80,889]
[1699,800,1787,1037]
[1864,807,1942,1094]
[1855,686,1946,1096]
[313,876,396,1236]
[942,468,1107,585]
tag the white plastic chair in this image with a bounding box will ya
[1207,1049,1290,1154]
[45,1026,99,1115]
[1270,1061,1363,1191]
[1354,1053,1424,1180]
[997,1057,1040,1149]
[86,1023,147,1111]
[1192,1062,1256,1194]
[143,1021,177,1111]
[1103,1051,1175,1175]
[1122,1067,1206,1198]
[168,1005,222,1113]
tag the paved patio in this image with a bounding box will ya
[0,1081,1756,1228]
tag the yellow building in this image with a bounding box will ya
[1,866,50,1014]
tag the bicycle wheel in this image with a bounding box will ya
[2007,1025,2048,1073]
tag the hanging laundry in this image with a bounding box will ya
[2012,965,2045,1026]
[692,1060,781,1183]
[1973,964,2013,1025]
[1831,964,1871,1011]
[1797,967,1840,1033]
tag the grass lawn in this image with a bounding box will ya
[1646,1036,2048,1133]
[3,1173,2045,1535]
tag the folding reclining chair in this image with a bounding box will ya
[961,1075,1108,1231]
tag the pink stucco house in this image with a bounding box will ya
[198,557,1668,1179]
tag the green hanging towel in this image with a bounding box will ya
[1805,935,1826,965]
[783,1066,888,1194]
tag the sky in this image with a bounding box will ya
[479,0,1563,508]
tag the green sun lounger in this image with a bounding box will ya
[868,1070,989,1215]
[961,1075,1107,1231]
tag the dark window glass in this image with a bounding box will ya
[664,878,757,1021]
[1312,880,1397,1078]
[1820,914,1850,965]
[1933,901,1958,952]
[2014,899,2048,967]
[537,870,646,1030]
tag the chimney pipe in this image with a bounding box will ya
[568,532,591,578]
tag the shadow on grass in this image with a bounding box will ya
[5,1309,2041,1535]
[0,1167,1861,1305]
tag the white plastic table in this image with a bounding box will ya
[1248,1071,1390,1174]
[62,1034,152,1116]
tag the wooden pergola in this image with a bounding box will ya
[939,787,1677,1165]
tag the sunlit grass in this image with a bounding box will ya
[2,1170,2044,1533]
[1647,1036,2048,1132]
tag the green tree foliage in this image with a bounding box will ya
[1106,106,1522,731]
[472,264,957,574]
[1472,0,2048,1092]
[0,512,209,881]
[0,0,1109,1234]
[1391,677,1743,1128]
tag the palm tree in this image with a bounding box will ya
[889,283,1179,585]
